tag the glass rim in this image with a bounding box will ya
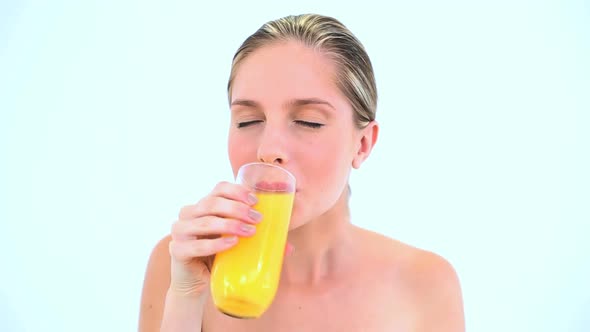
[237,162,296,192]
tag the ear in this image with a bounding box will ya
[352,121,379,169]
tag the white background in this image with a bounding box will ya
[1,0,588,331]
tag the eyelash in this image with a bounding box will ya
[237,120,324,129]
[294,120,324,129]
[237,120,262,128]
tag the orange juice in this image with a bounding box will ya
[210,191,294,318]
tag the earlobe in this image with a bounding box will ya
[352,121,379,169]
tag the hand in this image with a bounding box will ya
[167,181,262,298]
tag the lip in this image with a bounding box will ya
[254,181,296,193]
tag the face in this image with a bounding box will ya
[228,40,374,229]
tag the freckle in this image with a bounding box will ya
[298,306,302,310]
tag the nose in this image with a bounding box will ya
[257,124,288,165]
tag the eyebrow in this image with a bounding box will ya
[287,98,336,110]
[230,99,260,108]
[230,98,336,111]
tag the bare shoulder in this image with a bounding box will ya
[355,227,465,331]
[355,227,459,281]
[138,235,172,332]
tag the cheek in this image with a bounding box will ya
[289,148,350,226]
[227,132,254,176]
[299,138,352,193]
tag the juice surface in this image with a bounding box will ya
[210,192,294,318]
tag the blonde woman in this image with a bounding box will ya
[139,14,465,332]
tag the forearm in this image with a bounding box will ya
[160,290,206,332]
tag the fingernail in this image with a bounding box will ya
[249,209,262,222]
[247,193,258,205]
[240,223,256,234]
[224,236,238,244]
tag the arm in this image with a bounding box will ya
[138,235,206,332]
[160,291,206,332]
[138,182,260,331]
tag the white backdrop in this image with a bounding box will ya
[1,0,588,331]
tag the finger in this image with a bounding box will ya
[180,196,262,224]
[169,236,239,261]
[210,181,258,206]
[171,216,257,240]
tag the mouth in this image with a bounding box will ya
[254,181,296,193]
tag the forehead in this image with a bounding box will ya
[231,41,347,109]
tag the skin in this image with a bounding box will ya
[139,40,465,332]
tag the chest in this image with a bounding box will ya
[202,275,417,332]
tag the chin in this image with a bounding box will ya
[286,206,309,231]
[287,212,303,231]
[288,220,306,231]
[286,192,325,231]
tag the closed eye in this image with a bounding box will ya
[295,120,324,129]
[237,120,263,128]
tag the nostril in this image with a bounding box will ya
[258,153,286,165]
[259,157,283,164]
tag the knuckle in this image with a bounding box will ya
[209,197,227,215]
[178,204,195,219]
[170,219,189,238]
[213,181,230,193]
[223,219,239,232]
[170,221,180,235]
[197,217,213,230]
[201,195,218,213]
[202,217,229,234]
[236,202,250,216]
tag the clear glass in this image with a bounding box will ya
[210,162,296,319]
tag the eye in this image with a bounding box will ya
[295,120,324,129]
[237,120,263,128]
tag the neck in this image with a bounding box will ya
[282,188,356,286]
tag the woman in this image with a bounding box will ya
[139,14,464,332]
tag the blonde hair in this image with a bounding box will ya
[227,14,377,128]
